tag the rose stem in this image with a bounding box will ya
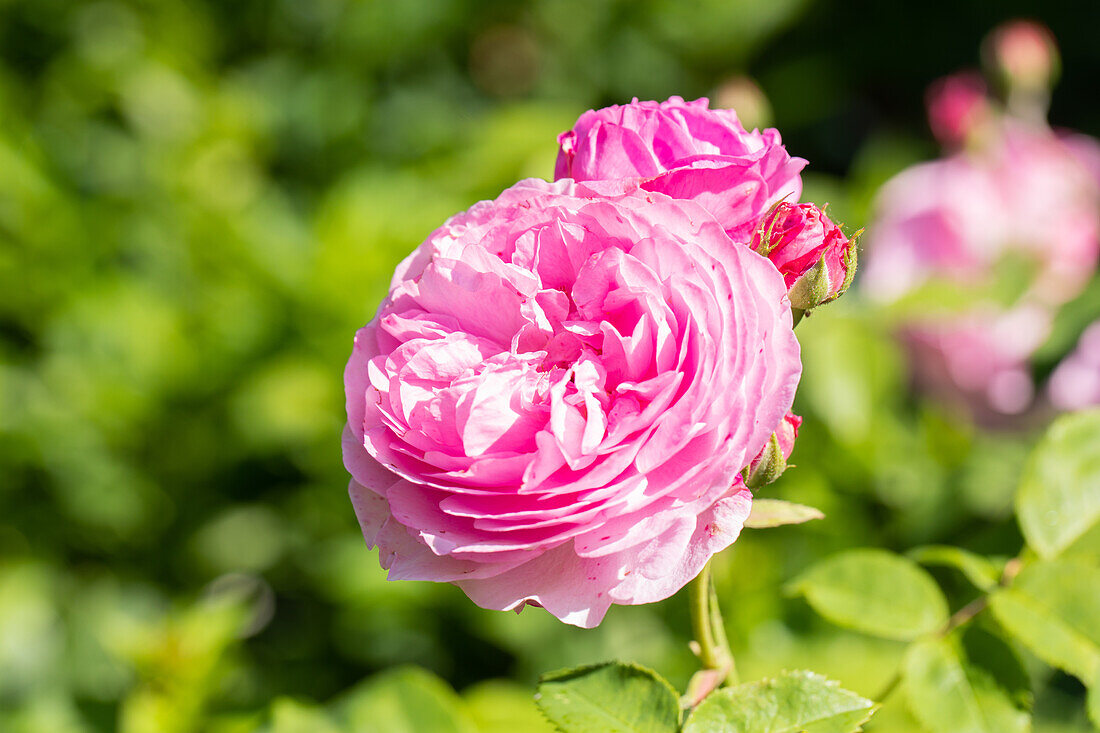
[688,561,738,686]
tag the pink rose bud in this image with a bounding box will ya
[752,202,858,311]
[926,72,993,148]
[984,20,1060,93]
[743,413,801,489]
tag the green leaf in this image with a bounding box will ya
[797,313,903,446]
[1089,669,1100,729]
[908,546,1003,592]
[535,662,680,733]
[463,680,556,733]
[1016,410,1100,560]
[989,560,1100,685]
[901,628,1030,733]
[787,549,949,640]
[339,666,479,733]
[270,698,341,733]
[681,670,876,733]
[744,499,825,529]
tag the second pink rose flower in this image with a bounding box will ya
[555,97,856,313]
[555,96,806,244]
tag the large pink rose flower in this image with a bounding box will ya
[555,97,806,243]
[343,178,801,627]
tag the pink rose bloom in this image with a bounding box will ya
[751,202,856,310]
[555,97,806,243]
[343,178,801,627]
[1049,322,1100,411]
[926,72,992,148]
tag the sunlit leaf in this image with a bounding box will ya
[902,628,1030,733]
[463,680,556,733]
[1016,410,1100,560]
[1089,672,1100,729]
[270,698,341,733]
[681,670,876,733]
[990,560,1100,685]
[787,549,949,640]
[339,666,478,733]
[536,662,680,733]
[744,499,825,529]
[907,546,1002,592]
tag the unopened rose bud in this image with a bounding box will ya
[752,203,858,311]
[926,72,993,149]
[984,20,1060,121]
[743,413,801,489]
[985,20,1060,93]
[713,75,772,132]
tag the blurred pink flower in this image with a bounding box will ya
[901,306,1052,418]
[865,101,1100,418]
[1049,322,1100,411]
[926,72,992,148]
[985,20,1059,91]
[752,202,856,310]
[555,96,806,243]
[1059,131,1100,189]
[343,178,801,627]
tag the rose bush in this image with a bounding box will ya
[555,96,806,243]
[343,177,800,627]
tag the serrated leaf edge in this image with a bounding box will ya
[683,669,878,733]
[535,660,681,733]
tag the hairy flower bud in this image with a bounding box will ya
[744,413,801,489]
[752,202,857,311]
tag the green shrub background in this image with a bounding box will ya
[1,1,1097,730]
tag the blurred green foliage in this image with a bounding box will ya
[1,0,1098,731]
